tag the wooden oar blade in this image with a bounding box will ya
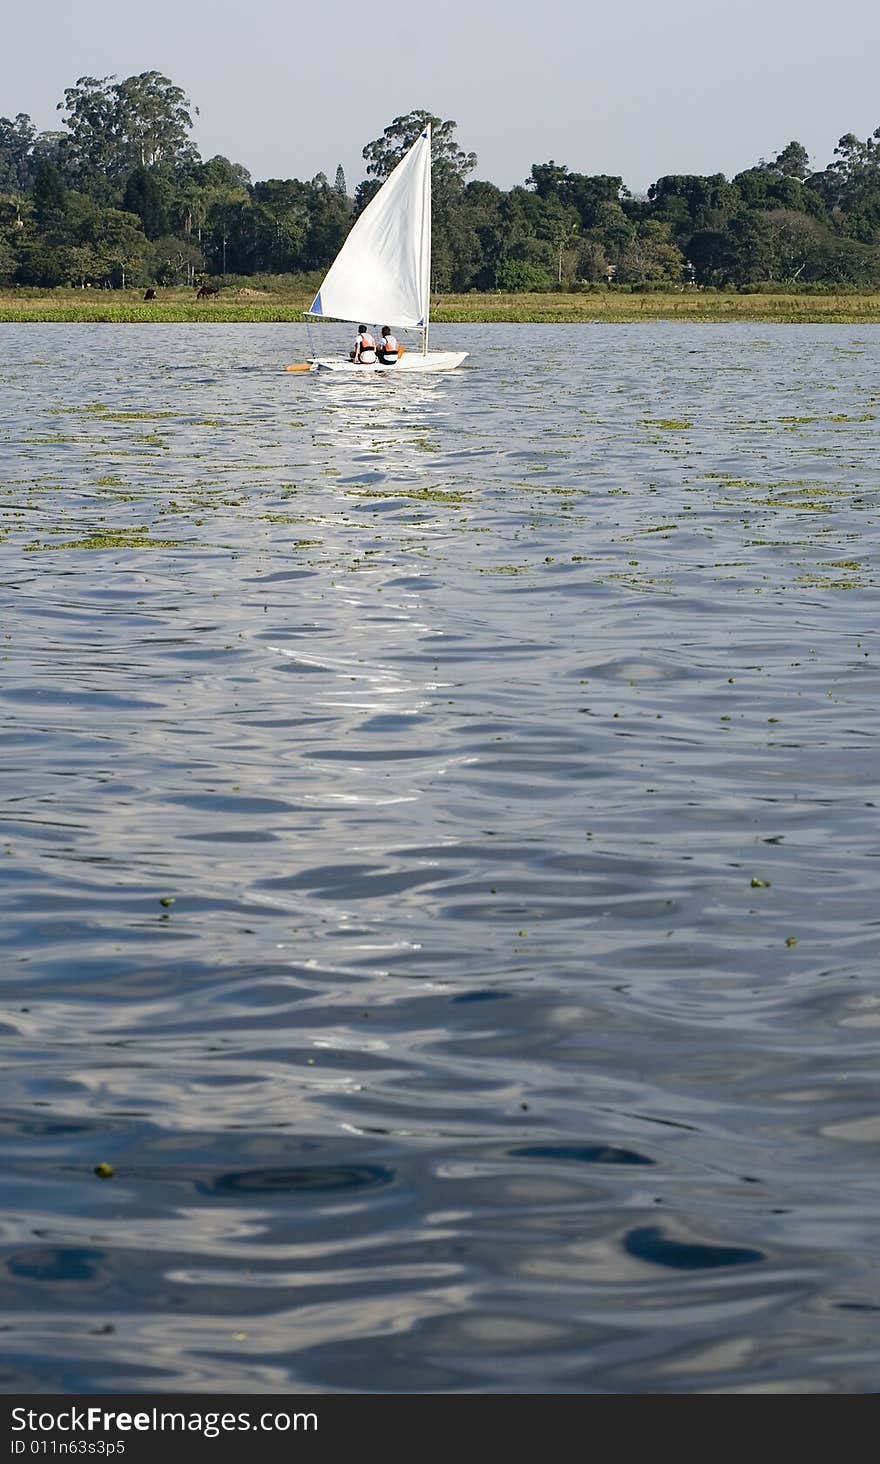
[284,363,313,373]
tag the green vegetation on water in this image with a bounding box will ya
[3,286,880,324]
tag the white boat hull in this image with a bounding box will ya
[311,351,468,374]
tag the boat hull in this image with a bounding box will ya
[310,351,468,374]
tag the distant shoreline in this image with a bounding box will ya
[2,288,880,325]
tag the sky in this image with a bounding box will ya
[4,0,880,195]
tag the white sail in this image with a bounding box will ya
[308,127,432,332]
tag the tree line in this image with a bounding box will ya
[2,73,880,292]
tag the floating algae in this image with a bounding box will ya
[24,529,188,552]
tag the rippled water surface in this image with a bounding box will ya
[1,321,879,1394]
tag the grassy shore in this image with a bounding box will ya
[2,286,880,324]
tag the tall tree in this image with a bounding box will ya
[362,110,476,187]
[56,76,120,186]
[361,111,477,289]
[0,114,37,190]
[115,72,198,170]
[58,72,198,189]
[733,167,825,219]
[769,141,810,180]
[809,127,880,241]
[648,174,742,230]
[527,161,570,198]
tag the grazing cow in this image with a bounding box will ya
[144,288,156,301]
[196,283,220,299]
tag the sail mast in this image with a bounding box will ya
[422,124,431,356]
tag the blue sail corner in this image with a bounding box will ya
[310,292,323,315]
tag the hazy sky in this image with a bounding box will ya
[5,0,880,194]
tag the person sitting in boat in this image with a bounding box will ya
[376,326,399,365]
[350,326,377,364]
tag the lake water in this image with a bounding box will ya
[1,320,879,1395]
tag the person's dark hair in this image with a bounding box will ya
[358,325,367,333]
[381,326,391,335]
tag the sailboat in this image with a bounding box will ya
[305,125,468,373]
